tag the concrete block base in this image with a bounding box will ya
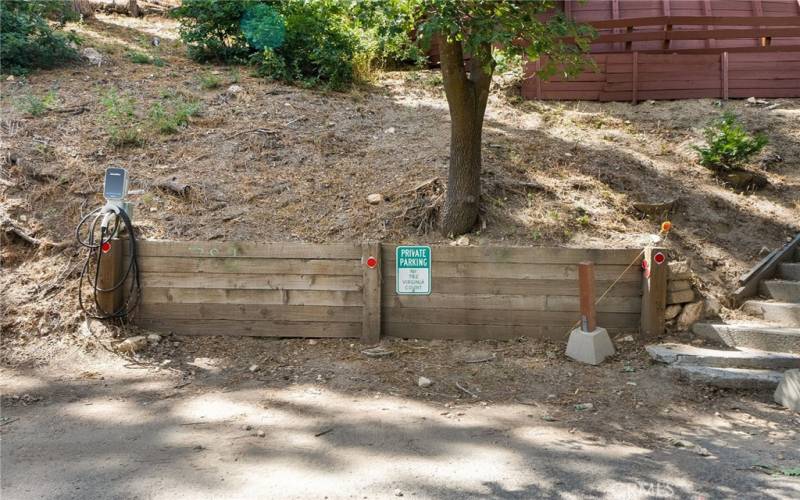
[566,327,615,365]
[774,369,800,412]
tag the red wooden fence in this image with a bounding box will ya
[523,1,800,101]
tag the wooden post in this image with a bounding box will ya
[361,241,381,344]
[640,247,667,338]
[721,51,729,100]
[97,238,123,316]
[631,51,639,105]
[578,262,597,332]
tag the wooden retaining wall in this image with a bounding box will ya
[120,241,666,342]
[381,245,644,340]
[125,241,366,339]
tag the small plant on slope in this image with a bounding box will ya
[100,89,142,147]
[693,112,768,172]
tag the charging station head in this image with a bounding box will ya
[104,167,128,201]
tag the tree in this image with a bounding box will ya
[418,1,594,236]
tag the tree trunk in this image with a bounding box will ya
[438,38,493,236]
[128,0,140,17]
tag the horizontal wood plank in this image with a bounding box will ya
[135,256,362,276]
[137,304,361,322]
[141,288,363,306]
[135,319,361,338]
[545,295,641,313]
[138,272,362,291]
[131,240,361,259]
[382,307,639,328]
[381,245,643,265]
[381,293,639,313]
[383,262,641,281]
[383,323,635,341]
[422,277,642,297]
[589,16,800,29]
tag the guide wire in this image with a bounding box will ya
[76,206,141,319]
[561,228,672,338]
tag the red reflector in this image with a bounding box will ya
[101,242,111,253]
[641,260,649,270]
[366,256,378,269]
[654,252,666,265]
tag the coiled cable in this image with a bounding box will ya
[76,205,141,319]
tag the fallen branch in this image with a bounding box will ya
[455,381,479,399]
[1,216,70,249]
[156,176,190,196]
[224,128,278,141]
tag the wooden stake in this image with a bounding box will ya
[361,241,382,344]
[640,248,667,338]
[97,238,123,316]
[578,262,597,332]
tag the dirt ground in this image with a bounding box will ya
[2,329,800,499]
[1,14,800,499]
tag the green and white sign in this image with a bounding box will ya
[396,246,431,295]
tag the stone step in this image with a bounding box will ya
[668,365,783,390]
[646,343,800,370]
[779,262,800,280]
[692,321,800,354]
[742,300,800,327]
[759,280,800,303]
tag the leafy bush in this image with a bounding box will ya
[257,1,366,90]
[100,89,142,146]
[172,0,262,63]
[174,0,425,89]
[694,113,768,172]
[351,0,424,67]
[0,0,79,75]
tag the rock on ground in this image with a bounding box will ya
[677,301,704,331]
[774,369,800,411]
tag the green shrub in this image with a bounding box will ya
[128,51,152,64]
[269,1,362,89]
[198,72,222,89]
[17,90,58,116]
[100,89,142,146]
[694,112,768,172]
[173,0,425,90]
[351,0,425,68]
[0,0,79,75]
[128,50,167,66]
[172,0,262,63]
[148,98,200,134]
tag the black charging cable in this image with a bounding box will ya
[76,206,141,319]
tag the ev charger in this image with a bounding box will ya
[104,166,129,202]
[101,167,133,233]
[75,166,141,319]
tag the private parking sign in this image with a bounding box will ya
[396,246,431,295]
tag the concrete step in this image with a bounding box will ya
[692,321,800,354]
[668,365,783,390]
[779,262,800,280]
[646,343,800,370]
[759,280,800,303]
[742,300,800,327]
